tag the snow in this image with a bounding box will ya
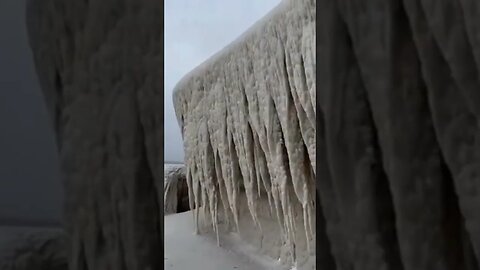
[164,211,284,270]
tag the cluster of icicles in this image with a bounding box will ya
[182,118,315,262]
[173,0,316,264]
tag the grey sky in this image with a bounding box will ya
[164,0,281,162]
[0,0,63,223]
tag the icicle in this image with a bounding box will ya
[171,1,316,268]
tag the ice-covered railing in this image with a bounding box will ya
[173,0,315,263]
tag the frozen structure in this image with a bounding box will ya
[173,0,316,269]
[315,0,480,269]
[25,0,163,269]
[175,0,480,269]
[27,0,480,268]
[164,164,189,215]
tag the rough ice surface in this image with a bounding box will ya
[164,164,189,215]
[24,0,480,268]
[316,0,480,269]
[25,0,163,269]
[173,0,315,268]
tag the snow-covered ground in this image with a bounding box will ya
[165,211,286,270]
[1,212,288,269]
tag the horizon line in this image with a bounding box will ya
[165,160,184,164]
[0,217,62,228]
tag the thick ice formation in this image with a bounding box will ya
[25,0,480,268]
[25,0,163,268]
[164,164,188,215]
[173,0,315,267]
[315,0,480,269]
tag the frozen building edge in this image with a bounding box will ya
[26,0,163,269]
[315,0,480,269]
[25,0,316,268]
[173,0,316,268]
[25,0,480,268]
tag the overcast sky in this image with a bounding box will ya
[0,0,280,223]
[0,0,63,223]
[164,0,281,162]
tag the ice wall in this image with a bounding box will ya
[173,0,316,267]
[25,0,163,269]
[316,0,480,269]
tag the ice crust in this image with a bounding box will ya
[173,0,316,267]
[25,0,163,268]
